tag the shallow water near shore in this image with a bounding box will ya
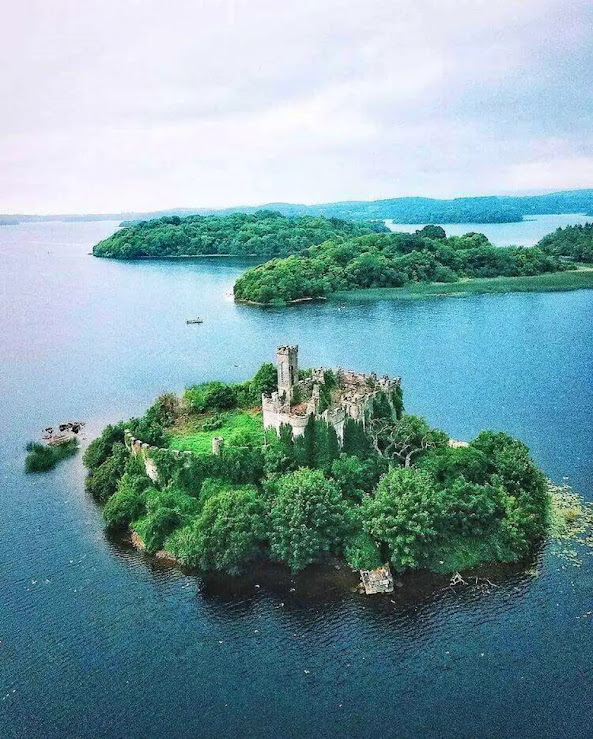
[1,219,592,738]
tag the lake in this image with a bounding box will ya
[1,217,592,738]
[386,212,593,245]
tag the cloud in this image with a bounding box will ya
[0,0,592,211]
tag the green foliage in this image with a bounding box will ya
[330,454,384,500]
[293,418,340,471]
[416,225,447,240]
[233,228,568,304]
[103,459,151,529]
[342,418,373,459]
[85,442,129,502]
[83,422,126,471]
[132,484,200,553]
[417,446,490,485]
[93,211,385,260]
[167,486,266,573]
[343,531,383,570]
[538,222,593,263]
[362,468,443,570]
[439,479,506,537]
[269,468,345,572]
[25,440,79,473]
[184,381,238,412]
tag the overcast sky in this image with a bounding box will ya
[2,0,592,213]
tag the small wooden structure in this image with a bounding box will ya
[360,565,394,595]
[186,318,203,324]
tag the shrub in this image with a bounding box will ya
[269,468,345,572]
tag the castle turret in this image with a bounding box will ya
[276,345,298,406]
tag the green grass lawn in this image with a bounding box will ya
[333,266,593,303]
[167,410,264,454]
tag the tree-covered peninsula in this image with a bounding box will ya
[84,354,551,579]
[233,225,587,304]
[92,210,388,259]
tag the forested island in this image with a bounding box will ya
[234,224,593,304]
[84,349,553,580]
[92,211,388,259]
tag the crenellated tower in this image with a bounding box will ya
[276,345,298,406]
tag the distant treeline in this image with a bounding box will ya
[537,222,593,262]
[233,224,589,304]
[6,188,593,225]
[92,211,388,259]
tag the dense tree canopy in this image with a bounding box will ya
[269,469,345,572]
[538,222,593,263]
[92,210,387,259]
[84,364,551,577]
[234,228,570,304]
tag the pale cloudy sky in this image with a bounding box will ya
[1,0,592,213]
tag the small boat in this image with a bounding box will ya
[186,318,203,324]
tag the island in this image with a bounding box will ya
[84,345,556,585]
[233,224,593,305]
[91,211,388,259]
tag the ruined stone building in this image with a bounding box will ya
[262,345,401,443]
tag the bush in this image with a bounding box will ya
[343,532,382,570]
[83,423,126,471]
[85,442,129,502]
[362,467,443,570]
[269,468,345,572]
[167,485,266,572]
[185,381,238,412]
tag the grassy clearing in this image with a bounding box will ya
[167,410,264,454]
[333,266,593,303]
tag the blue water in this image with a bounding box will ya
[1,220,592,738]
[386,213,593,246]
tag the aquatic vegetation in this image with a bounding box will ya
[547,484,593,566]
[25,439,79,473]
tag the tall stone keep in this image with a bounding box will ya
[276,345,298,405]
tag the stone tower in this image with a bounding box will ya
[276,345,298,405]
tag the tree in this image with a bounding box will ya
[85,442,129,501]
[439,479,505,537]
[83,422,126,471]
[362,467,443,570]
[343,531,382,570]
[250,362,278,398]
[269,469,345,572]
[416,225,447,240]
[367,414,448,467]
[330,454,383,499]
[102,461,150,529]
[342,417,373,459]
[168,486,267,573]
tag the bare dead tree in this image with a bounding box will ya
[367,417,443,467]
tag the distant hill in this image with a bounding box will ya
[4,189,593,226]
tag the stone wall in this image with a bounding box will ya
[124,429,193,484]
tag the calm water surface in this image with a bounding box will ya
[1,220,592,738]
[386,212,593,245]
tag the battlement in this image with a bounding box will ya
[262,345,401,442]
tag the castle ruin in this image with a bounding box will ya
[262,345,401,443]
